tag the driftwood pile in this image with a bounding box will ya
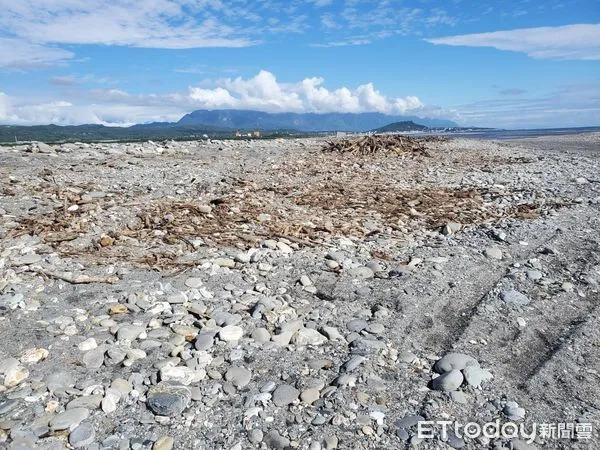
[322,134,438,157]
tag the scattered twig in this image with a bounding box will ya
[35,269,119,284]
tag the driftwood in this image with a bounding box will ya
[322,134,438,157]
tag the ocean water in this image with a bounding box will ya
[435,126,600,140]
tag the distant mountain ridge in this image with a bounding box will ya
[372,121,428,132]
[177,109,458,131]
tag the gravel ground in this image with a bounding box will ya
[0,133,599,450]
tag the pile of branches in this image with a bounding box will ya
[322,134,440,157]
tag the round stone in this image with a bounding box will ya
[300,388,320,404]
[348,266,374,279]
[249,429,263,444]
[484,247,503,260]
[431,370,464,392]
[4,365,29,387]
[346,319,368,333]
[526,270,543,281]
[272,384,300,407]
[504,401,526,421]
[293,328,327,346]
[251,328,271,343]
[194,333,215,351]
[159,366,205,385]
[46,371,76,391]
[153,436,175,450]
[463,366,493,388]
[116,325,146,341]
[219,325,244,342]
[50,408,90,431]
[264,431,290,449]
[184,277,203,289]
[19,348,49,364]
[434,353,479,374]
[225,367,252,389]
[147,385,191,417]
[500,290,531,306]
[69,422,95,448]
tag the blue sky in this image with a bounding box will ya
[0,0,598,128]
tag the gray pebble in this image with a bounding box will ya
[272,384,299,407]
[50,408,90,431]
[500,290,531,306]
[46,371,76,392]
[264,430,290,449]
[146,385,191,416]
[342,355,366,372]
[346,319,368,332]
[225,367,252,389]
[249,429,263,444]
[526,270,543,281]
[69,422,95,448]
[194,333,215,351]
[504,401,526,421]
[484,247,503,260]
[431,370,464,392]
[116,325,146,341]
[463,366,493,388]
[434,353,479,373]
[347,266,374,279]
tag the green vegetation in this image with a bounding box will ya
[0,124,319,144]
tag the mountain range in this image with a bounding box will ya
[176,109,457,131]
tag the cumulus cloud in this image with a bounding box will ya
[426,24,600,60]
[189,70,423,114]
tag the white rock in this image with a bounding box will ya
[293,328,327,346]
[184,277,203,289]
[160,366,206,385]
[20,348,49,364]
[78,338,98,352]
[219,325,244,342]
[463,366,493,388]
[102,388,121,414]
[484,247,503,260]
[215,258,236,268]
[4,364,29,387]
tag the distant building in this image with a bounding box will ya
[234,131,242,137]
[253,130,261,138]
[336,131,347,137]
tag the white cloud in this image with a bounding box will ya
[0,70,427,125]
[453,82,600,128]
[189,70,423,114]
[426,24,600,60]
[0,1,255,50]
[0,92,100,125]
[0,0,465,68]
[0,38,74,69]
[0,91,184,126]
